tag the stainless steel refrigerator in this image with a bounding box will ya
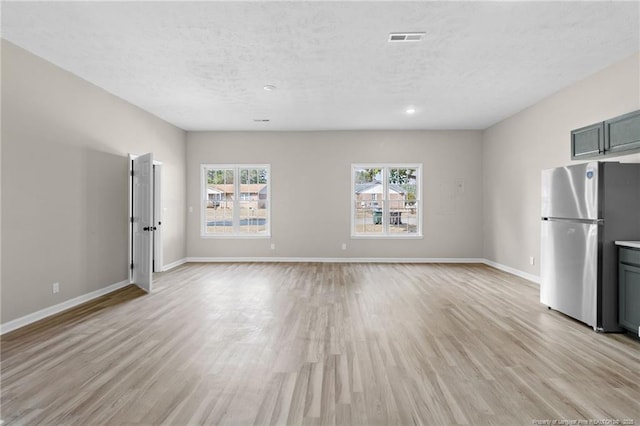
[540,161,640,332]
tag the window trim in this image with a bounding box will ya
[201,164,271,239]
[351,163,423,239]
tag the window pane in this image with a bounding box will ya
[239,201,268,234]
[354,167,384,234]
[389,202,419,234]
[354,201,385,234]
[207,169,233,185]
[206,200,234,234]
[206,168,234,234]
[239,168,268,235]
[388,167,418,235]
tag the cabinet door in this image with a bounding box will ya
[619,261,640,333]
[571,122,604,159]
[605,109,640,155]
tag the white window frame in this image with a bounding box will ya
[351,163,423,239]
[201,164,271,238]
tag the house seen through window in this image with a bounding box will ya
[352,164,422,237]
[202,165,270,237]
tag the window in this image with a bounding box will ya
[352,164,422,237]
[202,164,270,237]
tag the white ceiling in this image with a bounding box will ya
[2,1,639,131]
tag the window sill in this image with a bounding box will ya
[350,234,423,240]
[201,234,271,239]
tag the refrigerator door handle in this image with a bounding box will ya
[542,217,604,225]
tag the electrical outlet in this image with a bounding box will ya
[270,243,276,250]
[529,256,535,265]
[341,243,347,250]
[52,282,59,294]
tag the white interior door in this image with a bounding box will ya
[132,153,154,292]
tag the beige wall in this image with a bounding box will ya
[187,130,483,259]
[1,40,187,323]
[483,52,640,278]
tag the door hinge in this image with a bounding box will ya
[130,262,134,270]
[130,170,134,177]
[130,217,134,224]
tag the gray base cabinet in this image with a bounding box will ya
[619,247,640,335]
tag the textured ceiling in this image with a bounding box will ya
[2,1,639,131]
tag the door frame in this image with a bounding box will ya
[128,154,163,285]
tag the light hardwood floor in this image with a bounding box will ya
[1,263,639,425]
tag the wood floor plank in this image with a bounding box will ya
[285,363,311,426]
[2,262,640,425]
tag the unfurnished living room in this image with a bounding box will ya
[1,1,640,425]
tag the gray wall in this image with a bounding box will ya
[3,37,638,325]
[482,52,640,278]
[1,40,187,323]
[187,130,483,260]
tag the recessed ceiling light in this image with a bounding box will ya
[263,85,276,91]
[389,33,425,43]
[405,107,416,115]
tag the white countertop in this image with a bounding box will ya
[615,241,640,249]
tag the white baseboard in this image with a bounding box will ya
[483,259,540,284]
[162,258,187,271]
[187,256,539,284]
[186,256,486,264]
[0,279,131,335]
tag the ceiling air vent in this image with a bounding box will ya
[388,32,425,42]
[253,119,270,123]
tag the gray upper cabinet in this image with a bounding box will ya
[604,110,640,155]
[571,122,604,159]
[571,110,640,160]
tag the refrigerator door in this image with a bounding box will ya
[541,162,599,220]
[540,219,598,328]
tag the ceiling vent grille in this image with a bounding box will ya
[388,32,425,42]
